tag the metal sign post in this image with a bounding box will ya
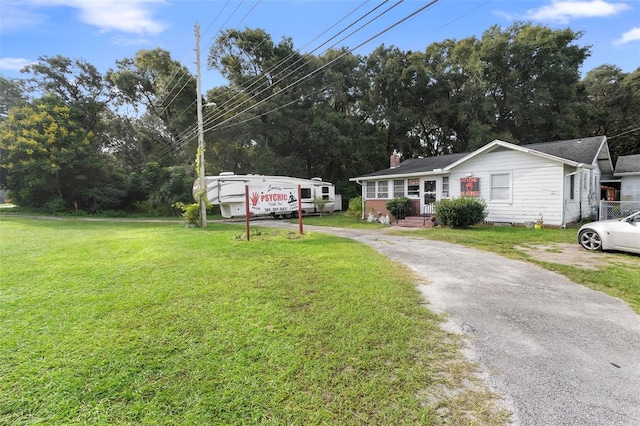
[245,185,251,241]
[298,184,303,234]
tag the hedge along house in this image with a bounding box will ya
[350,136,614,227]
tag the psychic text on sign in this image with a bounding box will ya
[248,184,298,215]
[460,177,480,197]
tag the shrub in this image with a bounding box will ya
[434,197,487,228]
[313,196,330,216]
[45,197,66,214]
[174,202,201,226]
[345,196,363,219]
[386,197,411,220]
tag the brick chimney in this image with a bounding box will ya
[390,150,401,168]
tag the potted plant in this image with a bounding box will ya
[534,214,544,229]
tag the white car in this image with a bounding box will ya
[578,210,640,254]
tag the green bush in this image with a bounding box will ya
[434,197,487,228]
[45,197,66,214]
[345,196,363,219]
[174,202,201,226]
[385,197,411,219]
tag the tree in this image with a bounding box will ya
[0,76,27,119]
[22,56,114,137]
[107,48,198,165]
[0,95,123,211]
[477,22,589,143]
[576,66,640,159]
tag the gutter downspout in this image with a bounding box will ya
[354,179,364,220]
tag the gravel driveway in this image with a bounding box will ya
[257,221,640,426]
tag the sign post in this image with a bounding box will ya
[298,184,303,234]
[245,185,251,241]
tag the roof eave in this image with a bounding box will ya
[350,169,447,181]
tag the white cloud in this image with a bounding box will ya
[112,36,153,46]
[614,27,640,45]
[20,0,167,35]
[0,57,36,71]
[0,3,46,31]
[524,0,631,24]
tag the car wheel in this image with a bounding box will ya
[579,229,602,251]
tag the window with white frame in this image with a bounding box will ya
[442,176,449,198]
[377,180,388,198]
[365,180,390,199]
[393,179,405,197]
[490,173,511,201]
[569,175,575,200]
[407,179,419,198]
[365,181,375,199]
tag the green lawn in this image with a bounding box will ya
[0,217,508,425]
[305,214,640,314]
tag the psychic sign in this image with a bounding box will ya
[460,177,480,197]
[247,183,298,215]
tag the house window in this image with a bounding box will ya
[365,181,390,199]
[366,182,375,199]
[442,176,449,198]
[377,181,388,198]
[490,173,511,201]
[407,179,419,198]
[394,180,405,197]
[570,175,575,200]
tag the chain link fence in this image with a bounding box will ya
[599,201,640,221]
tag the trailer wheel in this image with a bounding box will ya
[291,211,298,218]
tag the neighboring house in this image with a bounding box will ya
[351,136,614,227]
[613,154,640,201]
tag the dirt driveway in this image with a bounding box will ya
[515,242,639,269]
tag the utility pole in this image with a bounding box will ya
[195,22,206,228]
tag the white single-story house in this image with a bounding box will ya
[350,136,614,227]
[613,154,640,201]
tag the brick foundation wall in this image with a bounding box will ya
[364,200,391,218]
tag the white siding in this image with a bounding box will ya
[621,176,640,201]
[449,150,566,225]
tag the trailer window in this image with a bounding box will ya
[321,186,330,200]
[301,188,312,199]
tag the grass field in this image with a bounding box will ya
[0,217,508,425]
[303,214,640,314]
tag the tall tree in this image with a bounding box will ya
[577,66,640,159]
[0,76,28,120]
[22,56,114,138]
[107,48,198,165]
[0,95,124,211]
[478,22,589,143]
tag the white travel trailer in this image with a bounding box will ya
[193,173,337,218]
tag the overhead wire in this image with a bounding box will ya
[159,0,443,163]
[173,0,403,148]
[204,0,440,136]
[152,1,262,161]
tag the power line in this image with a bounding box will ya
[174,1,404,147]
[158,0,443,164]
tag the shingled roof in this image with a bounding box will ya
[354,136,609,180]
[614,154,640,175]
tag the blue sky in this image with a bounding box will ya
[1,0,639,91]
